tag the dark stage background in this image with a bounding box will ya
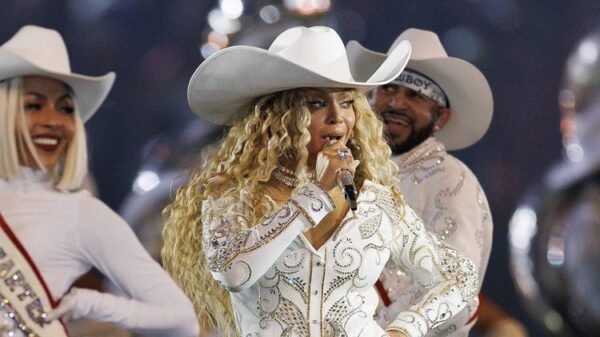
[2,1,600,336]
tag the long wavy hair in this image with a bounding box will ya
[161,88,399,337]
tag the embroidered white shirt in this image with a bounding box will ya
[0,168,198,337]
[202,180,479,337]
[376,137,493,337]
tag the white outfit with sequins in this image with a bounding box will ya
[375,137,493,337]
[0,168,199,337]
[203,179,479,337]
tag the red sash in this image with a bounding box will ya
[0,213,70,337]
[375,279,392,306]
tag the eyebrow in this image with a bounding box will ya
[304,88,352,96]
[303,88,328,96]
[24,91,73,102]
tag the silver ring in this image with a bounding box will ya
[337,148,351,160]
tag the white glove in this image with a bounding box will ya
[47,287,96,322]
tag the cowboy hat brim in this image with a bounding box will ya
[346,40,493,151]
[188,41,411,125]
[0,49,115,122]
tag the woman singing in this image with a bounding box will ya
[163,26,478,337]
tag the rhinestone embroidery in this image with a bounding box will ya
[273,167,316,187]
[0,245,53,336]
[0,293,39,337]
[204,180,478,337]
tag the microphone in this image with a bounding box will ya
[322,137,358,210]
[337,170,357,210]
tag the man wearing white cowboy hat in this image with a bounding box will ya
[163,25,480,337]
[347,28,495,337]
[0,25,198,337]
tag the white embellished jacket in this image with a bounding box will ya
[376,138,493,337]
[202,179,479,337]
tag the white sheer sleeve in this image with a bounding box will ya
[202,181,335,291]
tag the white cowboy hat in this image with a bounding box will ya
[0,25,115,122]
[188,26,411,125]
[346,28,493,150]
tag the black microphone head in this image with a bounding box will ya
[343,185,358,210]
[339,170,358,210]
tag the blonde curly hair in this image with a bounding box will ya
[161,88,399,337]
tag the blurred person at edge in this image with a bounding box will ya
[162,25,479,337]
[551,28,600,185]
[347,28,527,337]
[508,28,600,337]
[541,28,600,337]
[0,25,198,337]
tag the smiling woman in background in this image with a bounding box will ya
[0,25,198,337]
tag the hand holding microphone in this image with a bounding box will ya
[337,164,358,210]
[316,139,359,210]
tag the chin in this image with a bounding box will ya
[39,159,60,171]
[392,137,409,147]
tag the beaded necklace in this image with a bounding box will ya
[272,167,314,187]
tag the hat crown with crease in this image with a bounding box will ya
[2,25,72,73]
[388,28,448,60]
[0,25,115,122]
[268,26,353,82]
[346,28,493,150]
[187,25,411,125]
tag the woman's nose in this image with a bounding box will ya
[40,107,64,129]
[326,106,343,124]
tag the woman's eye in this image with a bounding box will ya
[60,106,75,114]
[24,103,41,111]
[308,100,325,109]
[340,99,354,108]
